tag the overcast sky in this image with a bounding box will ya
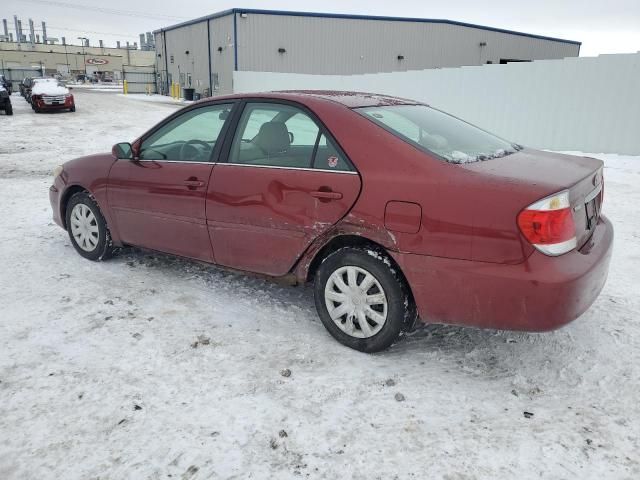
[3,0,639,56]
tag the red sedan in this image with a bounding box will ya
[49,91,613,352]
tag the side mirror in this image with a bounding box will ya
[112,142,133,159]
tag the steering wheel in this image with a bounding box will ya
[179,139,210,161]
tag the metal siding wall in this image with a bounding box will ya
[235,14,578,74]
[209,15,235,95]
[233,53,640,155]
[154,32,166,94]
[123,65,157,93]
[154,32,163,73]
[164,22,210,94]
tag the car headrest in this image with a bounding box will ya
[253,121,290,154]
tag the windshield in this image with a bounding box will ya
[357,105,521,164]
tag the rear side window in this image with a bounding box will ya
[358,105,521,164]
[313,134,350,171]
[228,102,354,172]
[229,103,319,168]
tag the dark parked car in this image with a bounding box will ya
[0,84,12,115]
[49,91,612,352]
[20,77,37,100]
[19,78,28,97]
[0,75,12,95]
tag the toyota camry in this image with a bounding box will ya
[49,91,613,352]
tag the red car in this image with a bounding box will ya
[30,78,75,113]
[49,91,613,352]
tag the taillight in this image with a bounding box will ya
[517,190,576,256]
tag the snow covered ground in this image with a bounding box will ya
[0,90,639,479]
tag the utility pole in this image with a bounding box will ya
[63,40,70,77]
[77,37,88,78]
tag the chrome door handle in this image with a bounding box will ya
[183,179,205,187]
[310,190,343,200]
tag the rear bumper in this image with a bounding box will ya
[392,215,614,331]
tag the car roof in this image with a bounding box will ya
[202,90,423,109]
[277,91,422,108]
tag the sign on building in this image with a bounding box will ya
[86,58,109,65]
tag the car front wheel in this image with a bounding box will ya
[65,192,115,261]
[314,247,416,352]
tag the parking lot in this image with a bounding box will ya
[1,89,639,479]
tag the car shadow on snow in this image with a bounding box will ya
[31,110,75,114]
[115,246,317,313]
[386,320,587,384]
[113,246,581,376]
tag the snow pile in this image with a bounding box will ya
[448,150,475,163]
[32,80,69,96]
[447,146,523,164]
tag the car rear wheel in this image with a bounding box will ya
[65,192,115,261]
[314,247,416,352]
[70,105,76,112]
[3,103,11,115]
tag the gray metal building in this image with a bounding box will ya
[154,8,581,96]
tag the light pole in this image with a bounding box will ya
[77,37,88,79]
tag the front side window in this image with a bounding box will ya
[358,105,521,164]
[229,103,320,169]
[139,103,233,162]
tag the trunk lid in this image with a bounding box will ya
[462,149,604,250]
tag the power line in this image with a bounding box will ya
[19,0,188,21]
[43,25,139,38]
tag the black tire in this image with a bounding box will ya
[70,105,76,112]
[314,246,416,353]
[5,103,12,115]
[65,192,115,261]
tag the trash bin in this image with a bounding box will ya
[193,93,201,101]
[183,88,195,101]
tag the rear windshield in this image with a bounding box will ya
[357,105,521,164]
